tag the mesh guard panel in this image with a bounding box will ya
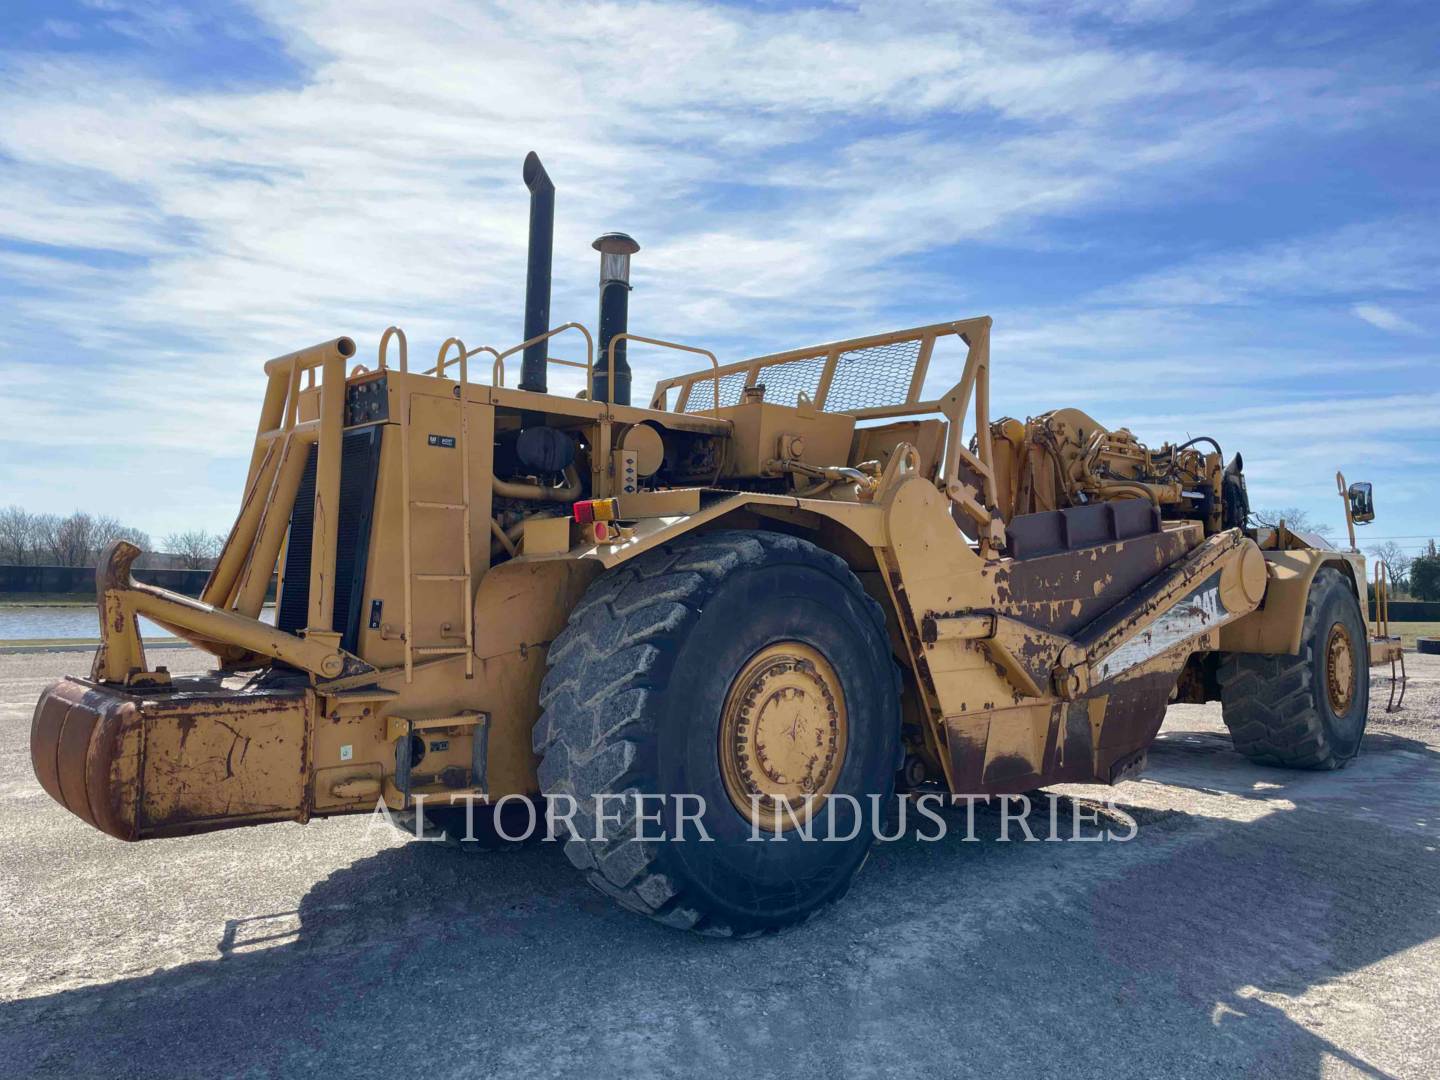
[824,339,921,412]
[679,337,923,413]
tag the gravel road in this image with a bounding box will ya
[1,649,1436,1079]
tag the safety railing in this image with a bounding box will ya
[486,323,594,394]
[649,320,962,418]
[609,334,721,417]
[649,317,1002,553]
[1372,558,1408,710]
[1374,559,1392,641]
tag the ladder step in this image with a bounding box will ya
[412,500,465,511]
[411,645,470,656]
[386,711,487,740]
[414,573,468,582]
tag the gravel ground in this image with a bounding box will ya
[1,649,1437,1079]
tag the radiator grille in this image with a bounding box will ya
[276,426,383,652]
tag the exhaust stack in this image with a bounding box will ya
[592,232,640,406]
[520,151,554,395]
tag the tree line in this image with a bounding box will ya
[1381,538,1440,602]
[0,506,225,571]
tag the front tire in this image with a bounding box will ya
[1218,566,1369,769]
[533,530,900,936]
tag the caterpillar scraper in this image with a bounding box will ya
[31,154,1396,935]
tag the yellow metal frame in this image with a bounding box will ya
[206,337,357,630]
[94,542,364,682]
[1337,470,1358,551]
[650,319,956,419]
[649,317,1001,552]
[103,336,375,682]
[1370,557,1406,709]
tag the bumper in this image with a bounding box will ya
[31,673,314,841]
[31,678,142,841]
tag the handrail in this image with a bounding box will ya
[490,323,594,395]
[378,326,407,372]
[1374,560,1390,640]
[608,333,720,417]
[430,337,467,378]
[460,344,501,383]
[262,336,356,376]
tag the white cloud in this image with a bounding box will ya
[1351,302,1422,335]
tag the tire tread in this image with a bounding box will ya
[1218,567,1365,770]
[534,529,894,935]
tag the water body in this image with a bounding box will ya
[0,605,275,641]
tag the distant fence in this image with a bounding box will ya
[1,564,212,598]
[1370,599,1440,622]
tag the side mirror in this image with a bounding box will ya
[1348,482,1374,524]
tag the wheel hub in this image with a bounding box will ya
[719,642,847,830]
[1325,621,1356,714]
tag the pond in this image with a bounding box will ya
[0,605,275,642]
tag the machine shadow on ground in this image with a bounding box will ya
[2,733,1437,1078]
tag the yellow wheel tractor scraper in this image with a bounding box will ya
[30,153,1402,935]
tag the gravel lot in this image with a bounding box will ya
[2,648,1437,1079]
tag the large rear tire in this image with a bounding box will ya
[1218,566,1368,769]
[533,530,900,936]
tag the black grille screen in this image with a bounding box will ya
[276,447,317,636]
[276,426,383,652]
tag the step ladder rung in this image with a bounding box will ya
[398,358,476,684]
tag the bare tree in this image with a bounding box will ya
[164,530,224,570]
[0,506,157,568]
[1254,506,1336,547]
[37,512,100,567]
[1367,540,1411,592]
[0,505,40,565]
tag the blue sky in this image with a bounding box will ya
[0,0,1436,555]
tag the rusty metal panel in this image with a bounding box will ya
[139,689,311,836]
[33,679,145,841]
[941,703,1065,795]
[993,525,1198,637]
[31,675,313,841]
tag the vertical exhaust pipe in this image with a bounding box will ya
[592,231,639,406]
[520,152,554,395]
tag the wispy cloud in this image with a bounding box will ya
[1101,221,1438,308]
[1351,302,1422,335]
